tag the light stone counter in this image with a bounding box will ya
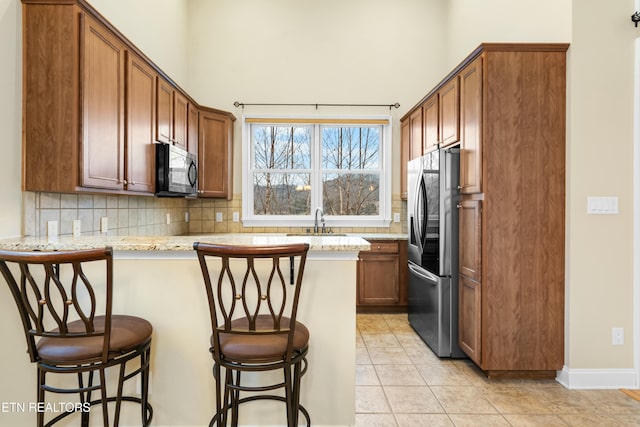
[0,233,371,254]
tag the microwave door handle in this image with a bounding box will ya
[188,160,197,187]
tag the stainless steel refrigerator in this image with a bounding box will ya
[407,147,465,358]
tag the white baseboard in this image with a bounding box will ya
[556,365,638,389]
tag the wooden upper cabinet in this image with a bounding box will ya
[400,119,410,200]
[439,77,460,147]
[459,56,483,194]
[173,91,188,149]
[409,108,423,160]
[199,109,234,199]
[156,77,173,144]
[21,0,236,197]
[80,15,125,190]
[187,104,199,157]
[422,95,439,152]
[126,52,156,193]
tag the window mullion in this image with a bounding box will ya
[313,124,322,213]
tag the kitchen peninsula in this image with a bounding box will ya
[0,234,370,427]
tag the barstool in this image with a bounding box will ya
[0,247,153,427]
[193,242,311,427]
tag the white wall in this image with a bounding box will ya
[187,0,450,195]
[567,0,636,371]
[0,0,23,238]
[87,0,190,90]
[445,0,572,67]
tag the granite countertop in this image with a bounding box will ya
[0,233,378,252]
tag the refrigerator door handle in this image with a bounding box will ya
[409,262,440,284]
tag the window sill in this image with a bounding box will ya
[241,218,392,228]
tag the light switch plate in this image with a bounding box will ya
[166,213,171,225]
[100,217,108,233]
[72,220,81,237]
[216,212,223,222]
[587,196,619,214]
[393,212,401,223]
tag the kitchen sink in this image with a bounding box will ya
[286,232,347,237]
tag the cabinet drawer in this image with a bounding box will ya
[364,241,398,254]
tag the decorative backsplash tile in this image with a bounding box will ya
[24,192,190,237]
[23,192,407,237]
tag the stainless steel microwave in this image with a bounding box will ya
[155,143,198,197]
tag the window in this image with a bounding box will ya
[242,116,392,227]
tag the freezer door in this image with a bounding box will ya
[408,262,452,357]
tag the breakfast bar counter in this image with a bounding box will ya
[0,234,370,427]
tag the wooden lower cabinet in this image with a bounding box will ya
[458,274,481,365]
[357,240,407,312]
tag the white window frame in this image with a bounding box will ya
[241,115,392,228]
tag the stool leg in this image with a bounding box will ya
[283,364,294,427]
[292,360,303,427]
[114,361,126,426]
[78,372,89,427]
[141,348,151,426]
[99,368,110,427]
[230,370,241,427]
[37,368,45,427]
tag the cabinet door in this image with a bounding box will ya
[439,77,460,147]
[459,56,483,194]
[459,199,482,281]
[156,77,173,144]
[459,274,481,365]
[199,111,233,198]
[422,96,439,152]
[80,15,125,190]
[173,91,188,149]
[357,242,400,306]
[126,52,156,193]
[409,108,423,160]
[187,104,199,157]
[400,119,410,200]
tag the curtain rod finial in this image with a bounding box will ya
[233,101,242,108]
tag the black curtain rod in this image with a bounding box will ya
[233,101,400,110]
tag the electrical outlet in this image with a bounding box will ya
[47,221,58,237]
[166,213,171,225]
[216,212,223,222]
[612,327,624,345]
[72,220,81,237]
[393,212,400,223]
[233,212,239,222]
[100,217,108,234]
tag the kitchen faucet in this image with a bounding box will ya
[314,208,325,234]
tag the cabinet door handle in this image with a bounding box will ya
[456,204,461,209]
[123,179,128,185]
[457,185,462,190]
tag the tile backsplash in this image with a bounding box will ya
[24,192,190,237]
[23,192,407,237]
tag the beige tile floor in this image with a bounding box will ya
[355,313,640,426]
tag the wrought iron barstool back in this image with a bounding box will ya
[0,247,153,427]
[193,242,311,427]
